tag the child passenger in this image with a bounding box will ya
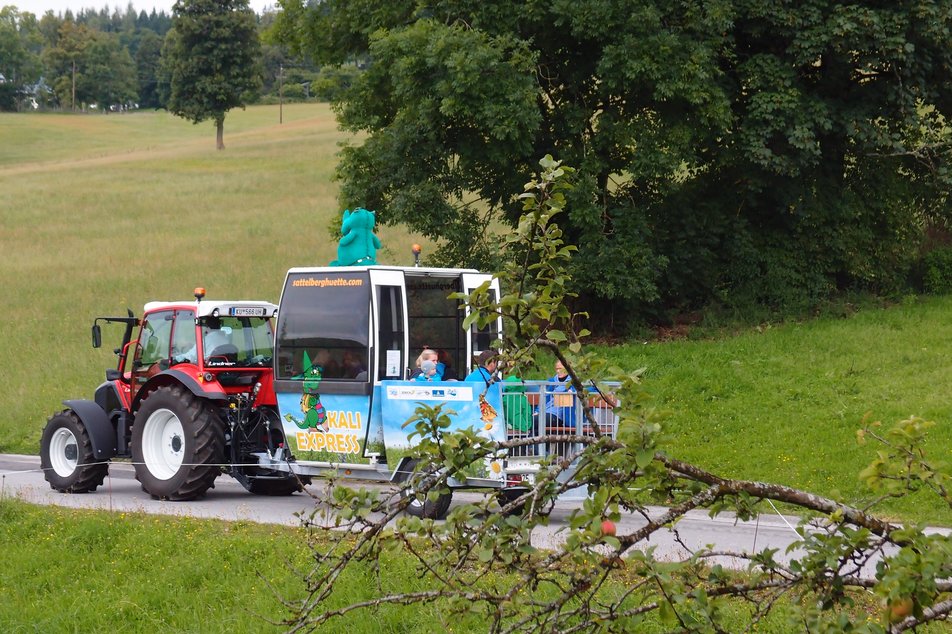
[414,359,439,382]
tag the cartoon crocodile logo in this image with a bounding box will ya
[285,351,328,432]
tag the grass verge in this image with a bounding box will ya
[4,497,927,633]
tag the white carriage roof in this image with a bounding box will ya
[285,265,483,275]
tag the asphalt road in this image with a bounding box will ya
[0,452,819,570]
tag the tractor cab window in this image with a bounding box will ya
[171,310,196,363]
[275,271,370,380]
[201,316,274,367]
[139,311,173,366]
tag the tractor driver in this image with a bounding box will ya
[202,326,233,362]
[173,323,232,364]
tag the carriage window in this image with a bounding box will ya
[472,286,500,356]
[406,275,464,380]
[275,271,370,380]
[376,285,404,379]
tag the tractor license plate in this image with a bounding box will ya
[229,306,266,317]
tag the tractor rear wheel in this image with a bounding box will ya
[132,385,224,501]
[40,410,109,493]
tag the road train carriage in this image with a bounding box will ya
[267,266,509,515]
[261,265,620,518]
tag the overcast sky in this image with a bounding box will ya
[10,0,279,16]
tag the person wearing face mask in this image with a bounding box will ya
[410,348,445,380]
[543,360,576,429]
[414,359,439,382]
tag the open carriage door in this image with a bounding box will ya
[462,273,502,367]
[369,270,408,382]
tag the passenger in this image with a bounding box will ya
[503,371,535,457]
[414,359,439,382]
[543,360,576,429]
[436,349,457,380]
[463,349,499,385]
[341,350,367,379]
[502,369,531,429]
[410,348,444,380]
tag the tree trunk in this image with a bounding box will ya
[216,117,225,150]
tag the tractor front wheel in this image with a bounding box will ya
[132,385,224,501]
[40,410,109,493]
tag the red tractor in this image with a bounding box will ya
[40,288,306,500]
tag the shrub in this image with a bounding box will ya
[922,246,952,294]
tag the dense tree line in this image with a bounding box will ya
[0,4,172,110]
[0,2,333,113]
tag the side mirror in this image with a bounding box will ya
[92,324,102,349]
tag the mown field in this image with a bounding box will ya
[4,104,952,630]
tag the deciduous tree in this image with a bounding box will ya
[0,7,42,110]
[275,0,952,319]
[80,32,136,109]
[41,20,94,110]
[162,0,260,149]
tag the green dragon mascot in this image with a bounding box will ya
[329,207,382,266]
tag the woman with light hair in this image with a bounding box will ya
[410,348,444,380]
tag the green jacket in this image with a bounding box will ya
[502,375,533,432]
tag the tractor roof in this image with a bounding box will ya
[142,300,278,319]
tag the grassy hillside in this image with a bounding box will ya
[0,104,419,454]
[595,296,952,525]
[3,105,951,527]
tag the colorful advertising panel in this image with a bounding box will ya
[276,379,504,475]
[277,391,378,461]
[379,382,503,447]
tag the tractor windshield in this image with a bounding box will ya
[201,316,273,367]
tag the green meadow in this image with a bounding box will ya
[0,498,499,633]
[597,295,952,526]
[3,104,952,631]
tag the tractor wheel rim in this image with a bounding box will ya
[142,408,185,480]
[49,427,78,477]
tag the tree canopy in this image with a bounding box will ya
[0,7,42,109]
[162,0,261,149]
[275,0,952,319]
